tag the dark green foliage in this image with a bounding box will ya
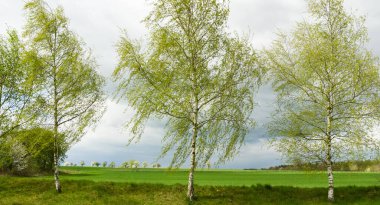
[0,177,379,204]
[0,128,68,175]
[268,160,380,171]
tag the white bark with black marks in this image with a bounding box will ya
[326,105,334,201]
[327,163,334,201]
[53,152,61,193]
[187,108,198,201]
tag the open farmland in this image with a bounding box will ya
[50,167,380,188]
[1,167,380,204]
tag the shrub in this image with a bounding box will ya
[92,161,100,167]
[0,128,68,175]
[108,162,116,168]
[121,161,129,168]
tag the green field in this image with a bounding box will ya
[38,167,380,187]
[1,167,380,204]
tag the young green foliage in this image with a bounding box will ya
[114,0,261,200]
[23,0,106,193]
[0,30,42,138]
[265,0,380,201]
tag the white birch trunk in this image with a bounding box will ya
[326,105,334,201]
[53,69,61,193]
[187,167,194,200]
[53,151,61,193]
[187,127,197,201]
[327,163,334,201]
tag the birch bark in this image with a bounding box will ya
[187,127,197,200]
[326,105,334,201]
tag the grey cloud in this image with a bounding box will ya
[229,0,306,48]
[221,139,282,169]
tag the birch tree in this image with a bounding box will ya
[23,0,105,193]
[114,0,261,200]
[265,0,380,201]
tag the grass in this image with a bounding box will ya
[1,167,380,204]
[1,177,380,204]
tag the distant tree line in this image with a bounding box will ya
[266,160,380,172]
[63,160,161,169]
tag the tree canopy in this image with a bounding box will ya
[265,0,380,201]
[23,0,106,193]
[114,0,261,200]
[0,30,42,138]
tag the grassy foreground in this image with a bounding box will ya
[1,177,380,204]
[1,167,380,204]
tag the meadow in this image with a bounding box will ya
[52,167,380,187]
[1,167,380,204]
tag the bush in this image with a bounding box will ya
[121,161,129,168]
[108,161,116,168]
[0,128,68,175]
[91,161,100,167]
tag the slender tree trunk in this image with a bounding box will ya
[53,110,61,193]
[187,125,197,201]
[53,59,61,193]
[326,105,334,201]
[53,146,61,193]
[188,32,199,200]
[326,134,334,201]
[326,157,334,202]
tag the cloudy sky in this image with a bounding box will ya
[1,0,379,169]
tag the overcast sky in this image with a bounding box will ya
[1,0,379,169]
